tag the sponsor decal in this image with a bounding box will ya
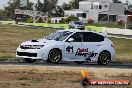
[75,48,98,57]
[75,48,89,57]
[90,53,98,57]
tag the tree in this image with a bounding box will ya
[4,0,33,20]
[0,9,6,20]
[125,0,132,11]
[69,0,81,9]
[62,3,72,10]
[65,16,79,23]
[53,6,64,17]
[35,0,58,16]
[128,4,132,11]
[62,0,83,10]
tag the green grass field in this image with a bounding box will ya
[0,21,103,32]
[0,24,55,58]
[109,37,132,61]
[0,21,124,32]
[0,21,69,29]
[0,24,131,61]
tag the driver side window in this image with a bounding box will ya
[68,32,83,42]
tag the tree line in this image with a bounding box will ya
[0,0,83,20]
[0,0,132,21]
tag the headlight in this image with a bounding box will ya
[20,45,44,49]
[31,45,44,49]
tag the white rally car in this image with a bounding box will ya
[16,29,115,65]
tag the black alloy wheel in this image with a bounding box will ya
[97,51,111,65]
[47,49,62,63]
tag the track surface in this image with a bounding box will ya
[0,59,131,69]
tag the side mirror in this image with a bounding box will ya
[67,38,74,42]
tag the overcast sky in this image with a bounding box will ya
[0,0,131,9]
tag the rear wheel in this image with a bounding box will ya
[24,58,36,63]
[97,51,111,65]
[46,49,62,63]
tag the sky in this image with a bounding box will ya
[0,0,71,9]
[0,0,132,9]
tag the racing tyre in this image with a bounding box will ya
[97,51,111,65]
[24,58,36,63]
[47,49,62,63]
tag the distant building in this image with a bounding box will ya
[51,17,64,23]
[64,0,125,23]
[124,10,132,28]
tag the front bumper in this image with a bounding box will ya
[17,52,37,57]
[16,48,44,60]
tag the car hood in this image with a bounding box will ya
[21,38,55,46]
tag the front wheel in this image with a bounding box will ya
[47,49,62,63]
[97,51,111,65]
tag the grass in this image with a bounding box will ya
[21,23,69,29]
[0,24,131,61]
[0,21,69,29]
[85,25,103,32]
[109,37,132,61]
[18,77,31,80]
[0,24,55,58]
[18,77,43,82]
[0,21,16,24]
[110,37,132,54]
[0,21,125,31]
[0,21,103,32]
[0,65,131,88]
[87,23,125,29]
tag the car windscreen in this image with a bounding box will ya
[45,31,73,41]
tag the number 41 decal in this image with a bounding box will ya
[66,46,73,53]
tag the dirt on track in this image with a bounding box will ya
[0,65,131,88]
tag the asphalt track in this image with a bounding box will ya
[0,59,131,69]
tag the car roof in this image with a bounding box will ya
[58,29,105,36]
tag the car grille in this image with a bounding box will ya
[17,52,37,57]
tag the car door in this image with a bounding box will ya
[82,32,105,60]
[64,32,84,61]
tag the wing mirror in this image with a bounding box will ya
[67,38,74,42]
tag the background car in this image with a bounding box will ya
[16,29,115,65]
[69,21,85,30]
